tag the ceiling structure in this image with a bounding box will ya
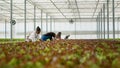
[0,0,120,22]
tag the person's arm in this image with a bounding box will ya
[36,34,41,41]
[52,37,55,40]
[29,31,36,42]
[26,32,32,42]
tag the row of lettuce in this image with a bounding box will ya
[0,40,120,68]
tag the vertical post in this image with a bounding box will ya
[99,12,101,39]
[49,16,50,32]
[96,17,98,39]
[101,10,102,39]
[96,18,97,39]
[103,4,105,39]
[34,5,36,30]
[53,18,54,32]
[46,13,48,32]
[107,0,109,39]
[51,17,53,31]
[52,18,54,32]
[54,19,55,32]
[101,9,102,39]
[99,13,101,39]
[97,17,99,39]
[118,18,120,38]
[75,19,76,39]
[24,0,27,40]
[98,13,100,39]
[41,10,43,34]
[112,0,115,39]
[10,0,13,41]
[117,18,119,38]
[50,16,52,32]
[5,20,7,39]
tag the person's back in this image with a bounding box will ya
[41,32,56,41]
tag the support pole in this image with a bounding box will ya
[50,17,52,32]
[10,0,13,41]
[5,20,7,39]
[96,17,98,39]
[46,14,48,32]
[54,19,55,32]
[24,0,27,40]
[41,10,43,34]
[100,10,102,39]
[117,18,119,38]
[107,0,109,39]
[103,4,106,39]
[34,5,36,30]
[98,13,100,39]
[75,19,76,39]
[112,0,115,39]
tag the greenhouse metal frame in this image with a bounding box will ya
[0,0,120,40]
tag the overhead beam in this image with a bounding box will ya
[92,0,99,18]
[75,0,81,19]
[49,0,67,19]
[2,0,33,17]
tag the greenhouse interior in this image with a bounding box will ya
[0,0,120,68]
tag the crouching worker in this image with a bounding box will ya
[64,35,70,40]
[56,32,61,40]
[41,32,56,41]
[26,26,41,42]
